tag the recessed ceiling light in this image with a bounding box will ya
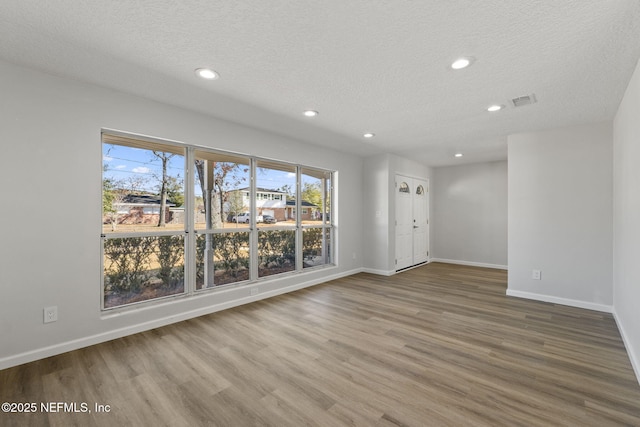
[303,110,319,117]
[455,153,463,158]
[195,68,219,80]
[363,133,375,138]
[487,104,504,112]
[451,57,473,70]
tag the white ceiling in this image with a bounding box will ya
[1,0,639,166]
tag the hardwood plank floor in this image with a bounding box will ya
[1,262,639,426]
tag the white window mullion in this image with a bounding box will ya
[329,172,335,265]
[321,175,327,265]
[295,166,303,271]
[185,147,195,294]
[250,158,258,281]
[100,235,106,310]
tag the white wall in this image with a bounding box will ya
[613,59,640,381]
[362,154,432,274]
[432,161,507,268]
[363,154,391,274]
[507,123,613,311]
[0,60,364,369]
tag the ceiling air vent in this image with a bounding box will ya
[511,94,537,107]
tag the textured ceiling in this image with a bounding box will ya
[1,0,639,166]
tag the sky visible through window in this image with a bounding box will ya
[103,144,318,197]
[103,144,183,192]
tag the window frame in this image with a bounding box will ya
[299,167,333,270]
[101,132,189,310]
[101,129,335,311]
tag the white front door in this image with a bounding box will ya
[412,179,429,264]
[395,175,429,271]
[395,178,413,270]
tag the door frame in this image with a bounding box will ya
[394,174,430,271]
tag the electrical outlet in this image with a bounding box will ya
[44,306,58,323]
[250,287,259,296]
[532,270,541,280]
[352,252,357,260]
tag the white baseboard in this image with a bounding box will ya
[361,268,396,276]
[430,258,508,270]
[612,309,640,386]
[0,268,362,371]
[506,289,613,313]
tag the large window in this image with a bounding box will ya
[101,132,334,309]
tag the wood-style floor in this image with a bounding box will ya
[2,263,640,426]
